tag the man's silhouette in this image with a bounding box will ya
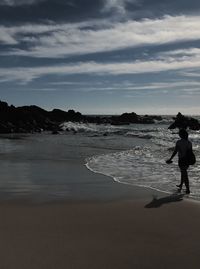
[166,129,193,194]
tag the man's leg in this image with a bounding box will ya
[182,168,190,194]
[177,170,184,190]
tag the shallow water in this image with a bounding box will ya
[0,133,144,201]
[74,122,200,199]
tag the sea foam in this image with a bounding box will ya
[85,125,200,199]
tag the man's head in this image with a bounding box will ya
[179,128,188,140]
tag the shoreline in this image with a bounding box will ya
[0,193,200,269]
[0,134,200,268]
[0,131,198,204]
[85,158,200,205]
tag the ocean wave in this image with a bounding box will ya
[61,122,99,133]
[126,132,153,139]
[61,121,155,136]
[61,121,200,150]
[154,118,173,124]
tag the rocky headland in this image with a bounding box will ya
[0,101,164,134]
[0,101,82,133]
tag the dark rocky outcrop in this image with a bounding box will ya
[0,101,84,133]
[0,100,163,134]
[109,113,162,125]
[83,113,162,125]
[168,112,200,130]
[49,109,82,122]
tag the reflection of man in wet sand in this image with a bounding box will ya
[166,129,192,194]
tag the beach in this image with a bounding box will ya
[0,193,200,268]
[0,132,200,268]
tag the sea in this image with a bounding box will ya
[62,116,200,200]
[0,115,200,201]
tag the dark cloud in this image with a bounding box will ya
[0,0,103,24]
[0,0,200,25]
[0,0,45,6]
[126,0,200,19]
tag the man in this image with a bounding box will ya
[166,129,192,194]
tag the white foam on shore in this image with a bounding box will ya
[85,161,171,195]
[85,145,200,200]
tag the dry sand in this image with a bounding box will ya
[0,196,199,269]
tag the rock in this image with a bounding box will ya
[0,100,164,133]
[0,122,12,133]
[109,112,160,125]
[52,130,60,135]
[49,109,83,122]
[118,112,139,123]
[0,101,83,134]
[168,112,200,130]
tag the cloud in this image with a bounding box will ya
[0,0,104,24]
[1,0,200,26]
[113,81,200,91]
[0,0,45,6]
[0,26,18,44]
[20,87,58,91]
[0,19,110,45]
[161,48,200,57]
[102,0,138,15]
[2,14,200,84]
[79,81,200,93]
[2,15,200,57]
[179,70,200,77]
[1,47,200,84]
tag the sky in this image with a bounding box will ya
[1,0,200,114]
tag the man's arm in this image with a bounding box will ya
[169,147,178,160]
[166,144,178,163]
